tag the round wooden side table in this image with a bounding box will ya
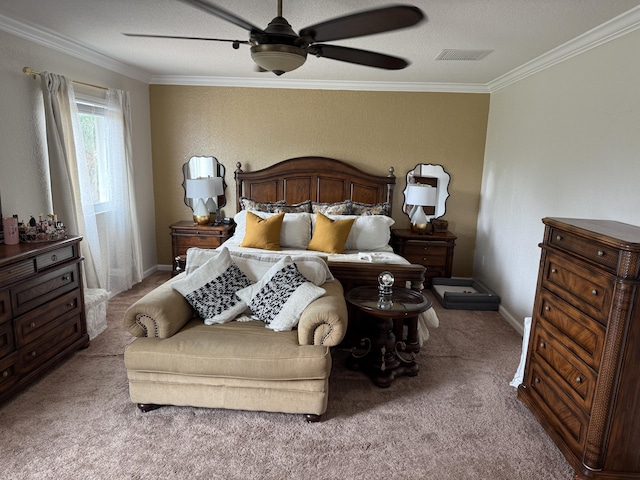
[345,285,432,388]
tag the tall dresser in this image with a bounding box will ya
[518,218,640,479]
[0,236,89,404]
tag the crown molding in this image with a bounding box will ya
[0,14,151,84]
[148,75,490,93]
[488,5,640,92]
[3,5,639,94]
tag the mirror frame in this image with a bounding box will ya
[181,156,227,213]
[402,164,450,221]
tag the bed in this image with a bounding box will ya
[227,156,437,350]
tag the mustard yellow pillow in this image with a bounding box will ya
[307,212,355,254]
[240,212,285,251]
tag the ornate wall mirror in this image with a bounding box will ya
[182,156,227,224]
[402,164,450,233]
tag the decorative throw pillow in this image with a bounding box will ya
[240,212,285,250]
[307,212,355,254]
[311,200,352,215]
[240,197,285,212]
[271,200,312,213]
[236,257,326,331]
[350,201,391,216]
[172,248,253,325]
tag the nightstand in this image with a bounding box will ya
[391,229,456,287]
[169,221,235,275]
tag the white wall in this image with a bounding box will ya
[476,28,640,333]
[0,30,158,275]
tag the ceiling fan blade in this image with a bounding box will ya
[309,44,409,70]
[123,33,250,46]
[299,5,424,43]
[177,0,265,34]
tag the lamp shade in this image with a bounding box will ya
[406,184,437,206]
[185,178,222,199]
[250,44,307,75]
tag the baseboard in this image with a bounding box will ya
[499,305,525,336]
[156,264,173,272]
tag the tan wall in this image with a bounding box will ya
[150,85,489,274]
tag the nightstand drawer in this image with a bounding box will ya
[537,290,604,370]
[542,252,613,325]
[548,227,618,272]
[175,235,224,249]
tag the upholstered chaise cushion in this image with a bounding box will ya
[125,319,331,380]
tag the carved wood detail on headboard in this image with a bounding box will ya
[235,157,395,213]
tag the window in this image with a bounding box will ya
[76,96,109,212]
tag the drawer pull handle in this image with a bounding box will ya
[544,306,550,312]
[30,351,37,357]
[540,342,546,349]
[556,235,563,241]
[30,322,36,328]
[597,250,605,257]
[62,275,70,281]
[67,302,75,308]
[51,254,58,262]
[2,370,8,378]
[592,289,598,296]
[551,268,557,274]
[576,376,583,383]
[534,378,541,384]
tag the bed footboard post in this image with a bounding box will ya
[235,162,243,211]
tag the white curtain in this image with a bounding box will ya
[40,72,104,289]
[39,73,143,327]
[103,89,143,294]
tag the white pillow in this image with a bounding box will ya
[172,248,253,325]
[185,247,332,285]
[311,214,395,251]
[233,210,311,248]
[236,256,326,332]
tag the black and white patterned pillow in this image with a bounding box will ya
[236,257,326,331]
[172,248,253,325]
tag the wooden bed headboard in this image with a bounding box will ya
[234,156,395,213]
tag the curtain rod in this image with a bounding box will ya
[22,66,108,91]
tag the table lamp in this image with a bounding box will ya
[405,183,437,234]
[186,177,222,225]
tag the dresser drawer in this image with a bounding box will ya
[526,359,588,453]
[0,352,19,395]
[0,320,15,358]
[0,259,35,286]
[537,291,605,370]
[548,227,619,272]
[542,252,613,325]
[11,263,79,317]
[35,245,75,270]
[18,313,83,375]
[531,324,597,412]
[15,290,81,346]
[0,289,10,324]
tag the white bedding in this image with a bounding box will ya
[215,238,439,346]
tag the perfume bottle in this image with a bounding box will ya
[377,271,394,310]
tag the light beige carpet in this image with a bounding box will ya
[0,271,574,479]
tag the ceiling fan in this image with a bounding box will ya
[124,0,426,76]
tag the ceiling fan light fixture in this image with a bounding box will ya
[250,44,307,76]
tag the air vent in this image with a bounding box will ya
[435,49,493,61]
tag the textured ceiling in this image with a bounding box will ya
[1,0,640,91]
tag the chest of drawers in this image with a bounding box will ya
[391,229,456,286]
[0,237,88,404]
[518,218,640,479]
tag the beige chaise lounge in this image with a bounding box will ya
[123,256,348,422]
